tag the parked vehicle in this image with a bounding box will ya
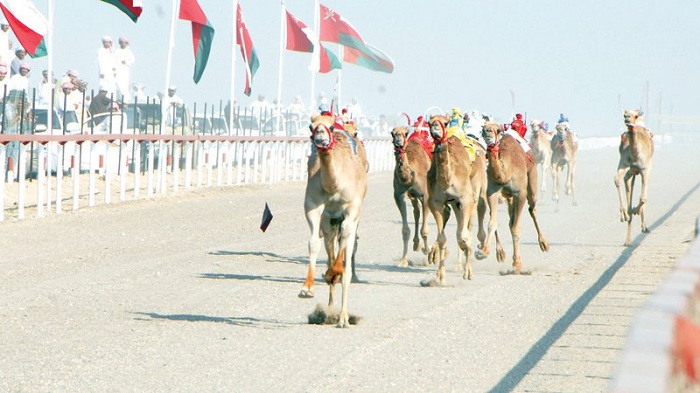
[192,114,229,135]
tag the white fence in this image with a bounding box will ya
[0,134,393,221]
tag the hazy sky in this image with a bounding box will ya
[24,0,700,135]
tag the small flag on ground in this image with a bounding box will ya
[260,203,273,232]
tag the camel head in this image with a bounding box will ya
[390,126,410,152]
[555,122,568,138]
[623,108,644,127]
[481,121,503,149]
[428,115,449,144]
[309,115,336,152]
[344,120,359,138]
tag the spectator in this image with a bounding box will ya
[57,81,78,117]
[161,85,184,126]
[37,69,53,105]
[114,37,135,103]
[10,48,27,76]
[0,63,8,100]
[373,114,390,136]
[288,94,305,116]
[249,94,270,126]
[0,21,11,66]
[89,83,120,125]
[346,97,362,119]
[8,62,30,95]
[97,36,116,95]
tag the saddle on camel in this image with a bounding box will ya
[302,114,368,328]
[615,108,654,246]
[419,114,480,286]
[391,115,435,267]
[476,121,550,274]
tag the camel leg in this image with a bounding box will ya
[624,174,635,246]
[394,191,410,267]
[423,203,448,287]
[458,199,475,280]
[350,230,361,283]
[301,205,324,298]
[566,160,577,206]
[614,166,630,222]
[540,153,550,193]
[476,188,500,261]
[527,176,550,254]
[551,164,559,203]
[337,219,359,328]
[410,196,422,252]
[509,197,526,272]
[419,195,431,255]
[638,167,651,233]
[476,193,487,251]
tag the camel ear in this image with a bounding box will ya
[308,124,314,134]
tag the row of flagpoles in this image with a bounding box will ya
[0,0,394,131]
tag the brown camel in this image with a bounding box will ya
[421,115,478,286]
[301,115,368,328]
[615,109,654,246]
[476,122,550,273]
[550,122,578,206]
[529,120,553,193]
[391,125,433,267]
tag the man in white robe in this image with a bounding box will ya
[114,37,135,103]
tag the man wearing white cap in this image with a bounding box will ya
[8,62,30,94]
[97,36,116,94]
[37,69,53,105]
[161,85,184,126]
[57,81,79,117]
[114,37,135,103]
[0,21,11,66]
[0,63,8,100]
[10,47,27,76]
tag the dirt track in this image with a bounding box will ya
[1,141,699,392]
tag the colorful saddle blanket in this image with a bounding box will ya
[407,130,435,159]
[446,126,481,161]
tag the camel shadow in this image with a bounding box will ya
[132,311,298,329]
[209,250,307,265]
[199,272,304,284]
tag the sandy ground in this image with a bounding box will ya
[1,140,699,392]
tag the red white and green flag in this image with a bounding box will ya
[0,0,47,57]
[319,3,393,74]
[343,42,394,74]
[319,3,366,50]
[179,0,214,84]
[99,0,143,22]
[236,3,259,96]
[285,9,340,74]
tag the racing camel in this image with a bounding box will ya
[615,108,654,246]
[476,122,550,273]
[391,122,434,267]
[550,122,578,206]
[421,115,478,286]
[301,115,368,328]
[529,120,553,193]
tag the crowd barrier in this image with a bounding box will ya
[611,217,700,392]
[0,134,393,221]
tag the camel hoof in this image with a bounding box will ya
[475,249,488,260]
[463,271,473,280]
[412,241,420,252]
[641,226,650,233]
[397,258,409,268]
[540,240,550,252]
[496,250,506,263]
[420,277,444,287]
[298,289,315,298]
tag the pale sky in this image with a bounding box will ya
[25,0,700,136]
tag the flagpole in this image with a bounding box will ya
[336,44,342,113]
[45,0,54,216]
[275,0,285,133]
[230,0,238,135]
[310,0,319,114]
[164,0,179,102]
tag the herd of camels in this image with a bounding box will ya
[300,109,653,328]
